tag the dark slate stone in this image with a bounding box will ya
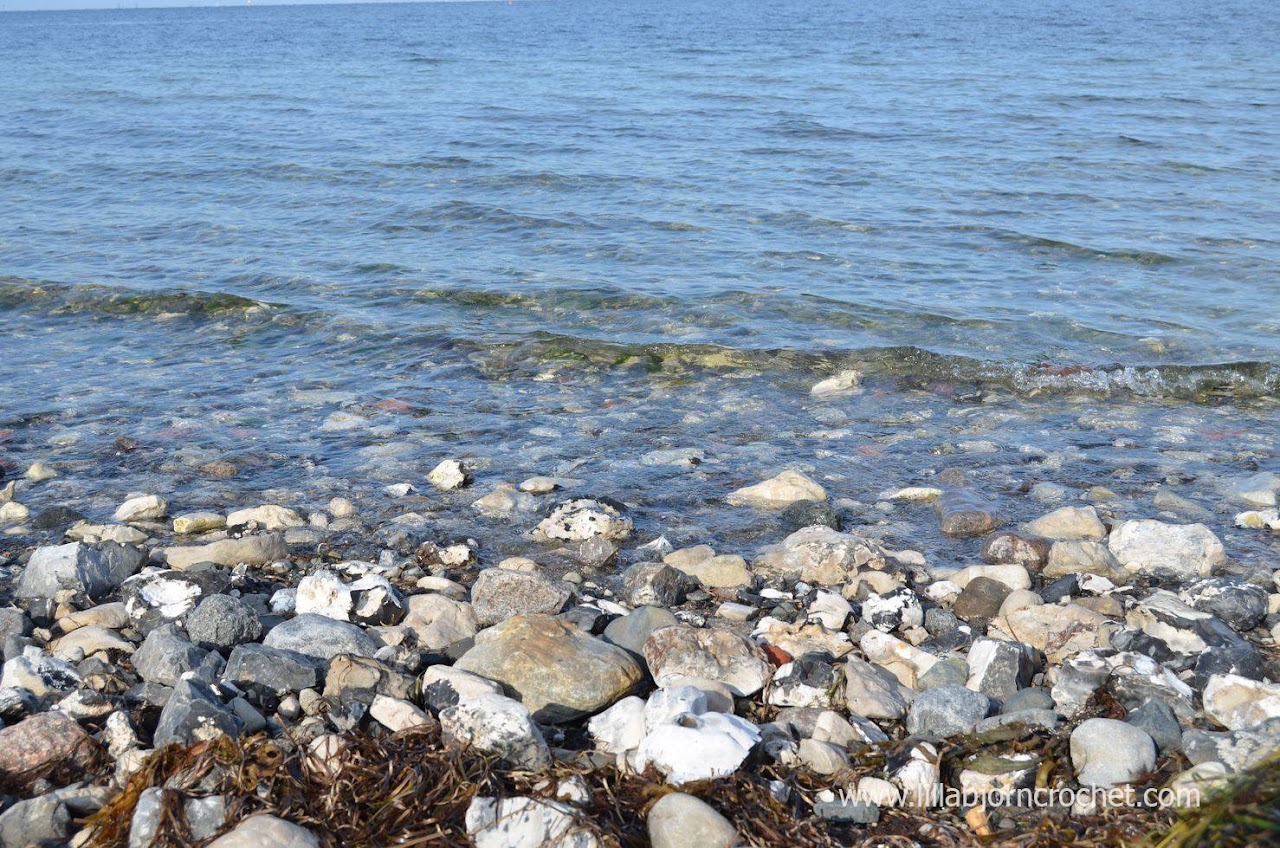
[1126,698,1182,754]
[779,500,841,532]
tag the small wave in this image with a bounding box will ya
[377,200,600,233]
[983,229,1183,265]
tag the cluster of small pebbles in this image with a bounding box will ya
[0,454,1277,848]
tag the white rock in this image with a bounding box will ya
[647,792,737,848]
[1025,505,1107,541]
[295,570,352,621]
[328,497,357,518]
[172,512,226,535]
[465,797,598,848]
[587,696,647,755]
[810,370,862,397]
[226,504,304,531]
[807,591,852,630]
[860,629,937,687]
[892,742,941,808]
[369,695,432,732]
[427,459,469,490]
[856,777,901,807]
[440,694,550,770]
[1203,674,1280,731]
[0,501,29,525]
[1235,508,1280,531]
[727,470,826,508]
[1108,520,1225,582]
[635,711,761,784]
[1070,718,1155,788]
[533,499,632,543]
[205,815,320,848]
[24,462,58,481]
[113,494,168,523]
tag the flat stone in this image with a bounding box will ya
[114,494,168,523]
[533,499,631,543]
[222,644,325,702]
[163,533,287,570]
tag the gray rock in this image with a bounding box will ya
[1182,719,1280,773]
[648,792,737,848]
[1001,687,1054,714]
[0,609,30,648]
[813,799,879,824]
[1070,718,1156,787]
[603,606,678,658]
[470,568,573,626]
[906,685,991,738]
[222,644,325,703]
[122,566,231,632]
[0,795,70,848]
[16,542,145,601]
[1182,578,1269,633]
[966,638,1037,702]
[1126,698,1182,755]
[132,625,211,687]
[153,677,242,747]
[186,594,263,651]
[262,613,381,661]
[917,656,968,690]
[620,562,690,608]
[779,500,841,532]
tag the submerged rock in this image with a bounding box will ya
[727,470,826,508]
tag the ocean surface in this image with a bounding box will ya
[1,0,1277,559]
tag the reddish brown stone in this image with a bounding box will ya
[0,712,101,791]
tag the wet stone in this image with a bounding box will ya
[935,490,1003,537]
[778,499,841,532]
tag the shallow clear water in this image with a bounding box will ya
[0,0,1277,562]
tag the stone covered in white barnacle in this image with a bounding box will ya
[533,499,632,543]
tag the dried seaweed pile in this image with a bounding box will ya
[76,723,1277,848]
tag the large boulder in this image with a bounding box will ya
[454,615,643,723]
[16,542,145,601]
[1107,520,1225,583]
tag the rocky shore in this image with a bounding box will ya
[0,446,1278,847]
